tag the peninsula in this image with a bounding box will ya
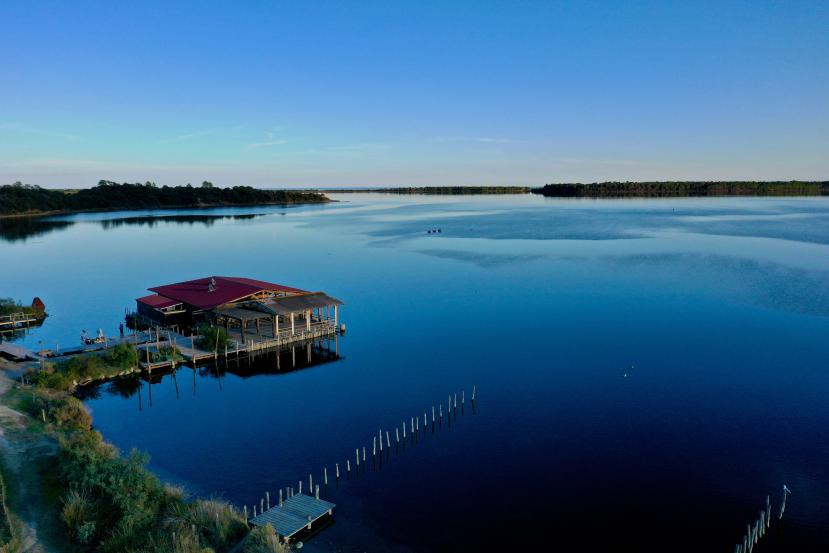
[0,181,330,218]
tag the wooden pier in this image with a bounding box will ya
[0,312,41,330]
[249,493,335,541]
[137,321,340,370]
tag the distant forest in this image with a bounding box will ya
[359,186,531,194]
[0,180,329,217]
[532,181,829,198]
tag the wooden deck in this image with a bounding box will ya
[249,493,335,540]
[0,312,41,330]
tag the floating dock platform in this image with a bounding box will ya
[249,493,335,541]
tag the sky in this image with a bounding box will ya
[1,1,828,188]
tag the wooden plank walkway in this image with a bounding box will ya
[0,342,35,361]
[249,494,335,539]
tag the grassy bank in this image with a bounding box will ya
[0,181,329,218]
[532,181,829,197]
[0,347,288,552]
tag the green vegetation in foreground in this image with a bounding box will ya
[32,344,140,390]
[362,186,531,194]
[7,348,288,553]
[0,180,329,217]
[0,467,22,553]
[532,181,829,197]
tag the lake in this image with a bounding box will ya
[2,193,829,552]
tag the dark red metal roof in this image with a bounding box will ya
[146,276,306,310]
[136,294,181,309]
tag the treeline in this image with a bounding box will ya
[334,186,531,195]
[0,180,329,216]
[532,181,829,198]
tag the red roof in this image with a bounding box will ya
[146,276,306,310]
[136,294,181,309]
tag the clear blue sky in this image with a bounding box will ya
[1,1,827,187]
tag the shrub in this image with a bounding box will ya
[197,324,228,352]
[48,396,92,430]
[243,524,286,553]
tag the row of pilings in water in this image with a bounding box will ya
[243,386,477,521]
[733,485,791,553]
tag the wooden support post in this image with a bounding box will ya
[260,498,264,513]
[362,446,366,461]
[386,431,390,448]
[309,473,313,492]
[290,313,295,335]
[356,448,360,466]
[324,467,328,485]
[266,492,270,510]
[396,427,400,443]
[347,459,351,472]
[335,463,340,478]
[315,485,319,500]
[279,489,283,507]
[243,505,248,522]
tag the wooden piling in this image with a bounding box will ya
[386,431,390,448]
[472,385,476,401]
[324,467,328,485]
[243,505,248,522]
[335,463,340,478]
[315,484,319,500]
[356,448,360,466]
[279,489,283,507]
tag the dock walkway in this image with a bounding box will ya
[249,494,335,540]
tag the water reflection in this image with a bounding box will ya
[0,213,265,242]
[0,217,72,242]
[76,337,341,408]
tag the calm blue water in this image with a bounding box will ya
[3,193,829,552]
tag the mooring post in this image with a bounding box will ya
[243,505,248,523]
[454,393,458,409]
[315,484,319,499]
[347,459,351,473]
[379,429,383,451]
[766,496,771,527]
[299,481,302,494]
[279,489,283,507]
[324,467,328,485]
[432,405,435,423]
[439,404,443,419]
[386,431,390,448]
[396,427,400,443]
[266,491,270,510]
[362,446,366,461]
[402,422,406,439]
[335,463,340,479]
[260,498,264,514]
[309,474,313,493]
[472,385,476,401]
[253,505,257,517]
[373,437,376,456]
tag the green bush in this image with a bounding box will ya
[197,325,228,352]
[243,524,286,553]
[32,344,138,390]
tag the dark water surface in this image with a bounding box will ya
[3,194,829,552]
